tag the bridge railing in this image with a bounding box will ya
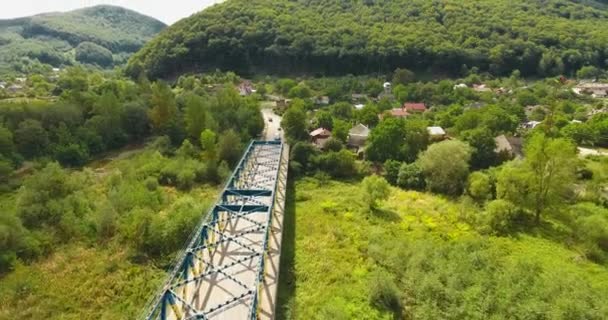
[141,140,283,320]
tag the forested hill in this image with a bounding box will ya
[127,0,608,79]
[0,5,166,73]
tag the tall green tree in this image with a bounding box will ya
[418,140,472,196]
[497,134,576,224]
[281,105,308,143]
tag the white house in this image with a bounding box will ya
[427,126,446,140]
[348,124,370,149]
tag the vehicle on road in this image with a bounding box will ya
[268,117,273,122]
[274,133,281,141]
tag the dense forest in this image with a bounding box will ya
[128,0,608,79]
[0,5,165,74]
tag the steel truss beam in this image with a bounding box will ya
[144,141,284,320]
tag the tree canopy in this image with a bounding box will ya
[128,0,608,79]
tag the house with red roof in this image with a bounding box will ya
[403,102,427,113]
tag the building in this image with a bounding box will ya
[403,102,427,113]
[351,93,368,102]
[354,104,365,110]
[347,124,370,148]
[523,121,541,129]
[314,96,330,105]
[573,82,608,98]
[237,80,254,96]
[453,83,468,90]
[495,135,523,159]
[310,128,332,149]
[473,84,491,92]
[386,107,410,118]
[7,84,23,93]
[276,98,292,109]
[0,81,6,89]
[427,126,446,140]
[383,82,392,93]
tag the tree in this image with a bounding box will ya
[281,105,308,143]
[397,163,425,190]
[418,140,472,196]
[75,42,113,67]
[392,68,415,85]
[362,175,391,210]
[496,134,576,224]
[383,160,401,185]
[0,125,15,156]
[316,149,356,178]
[467,171,493,202]
[148,81,177,133]
[483,199,518,235]
[15,119,49,158]
[576,66,603,80]
[184,94,209,140]
[200,129,217,160]
[331,102,353,119]
[218,130,242,166]
[366,118,407,163]
[332,119,350,143]
[461,127,497,169]
[315,111,334,130]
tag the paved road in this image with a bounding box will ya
[261,108,282,141]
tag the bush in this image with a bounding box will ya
[368,269,402,314]
[316,149,356,178]
[384,160,401,185]
[482,200,518,235]
[362,175,391,209]
[397,163,425,190]
[467,171,493,203]
[176,168,196,190]
[144,177,159,191]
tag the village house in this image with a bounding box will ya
[276,98,292,109]
[383,82,392,94]
[473,84,491,92]
[354,103,365,110]
[573,82,608,98]
[453,83,468,90]
[385,107,410,119]
[522,120,541,129]
[427,126,446,141]
[495,135,523,159]
[0,81,6,89]
[314,96,330,105]
[351,93,368,102]
[310,128,332,149]
[403,102,427,113]
[237,80,254,96]
[347,124,370,149]
[7,84,23,93]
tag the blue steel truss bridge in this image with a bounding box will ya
[143,140,289,320]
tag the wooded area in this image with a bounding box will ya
[128,0,608,78]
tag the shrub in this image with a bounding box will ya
[362,175,391,210]
[368,269,402,314]
[397,163,425,190]
[482,199,518,235]
[144,177,159,191]
[467,171,493,203]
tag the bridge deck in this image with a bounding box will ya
[144,141,288,320]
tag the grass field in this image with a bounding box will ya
[0,147,220,319]
[277,178,608,320]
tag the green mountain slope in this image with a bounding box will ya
[0,5,166,73]
[127,0,608,79]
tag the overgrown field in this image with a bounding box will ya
[0,146,220,319]
[277,178,608,319]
